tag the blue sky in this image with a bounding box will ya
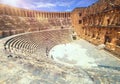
[0,0,98,12]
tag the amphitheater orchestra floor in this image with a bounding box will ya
[0,39,120,84]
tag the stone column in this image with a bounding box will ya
[37,11,40,18]
[31,11,34,17]
[32,11,34,17]
[52,13,54,18]
[0,31,3,38]
[61,13,63,18]
[14,8,18,16]
[49,13,51,18]
[36,11,39,18]
[25,10,28,17]
[23,10,26,17]
[26,10,29,17]
[45,12,47,18]
[53,13,55,18]
[6,6,11,15]
[4,6,7,15]
[0,5,3,14]
[19,9,22,16]
[42,12,44,18]
[21,9,24,17]
[35,11,37,18]
[47,13,48,18]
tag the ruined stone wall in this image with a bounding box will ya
[0,4,72,38]
[71,0,120,55]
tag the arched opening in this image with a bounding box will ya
[104,35,111,44]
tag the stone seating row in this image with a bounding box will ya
[4,29,72,56]
[0,15,72,38]
[4,36,38,56]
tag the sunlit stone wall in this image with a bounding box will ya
[0,4,72,38]
[0,4,71,18]
[71,0,120,55]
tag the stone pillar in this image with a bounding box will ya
[21,10,23,17]
[65,12,67,18]
[56,13,58,18]
[38,12,40,18]
[25,10,28,17]
[40,12,42,18]
[70,12,71,17]
[37,12,39,18]
[30,10,33,17]
[14,8,17,16]
[61,13,63,18]
[23,10,26,17]
[66,12,68,18]
[45,12,46,18]
[49,13,51,18]
[30,10,32,17]
[52,13,54,18]
[29,10,31,17]
[36,11,38,18]
[34,11,36,17]
[47,12,50,18]
[0,31,3,38]
[8,6,12,15]
[51,13,53,18]
[42,12,44,18]
[4,6,7,15]
[26,10,28,17]
[2,5,5,15]
[63,12,65,18]
[59,12,60,18]
[6,6,10,15]
[53,13,55,18]
[18,9,21,16]
[59,13,61,18]
[26,10,29,17]
[43,12,45,18]
[0,5,3,14]
[113,12,119,25]
[45,12,47,18]
[15,8,18,16]
[21,9,24,17]
[53,13,54,18]
[46,13,48,18]
[111,29,118,45]
[32,11,35,17]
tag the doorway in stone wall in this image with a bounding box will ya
[104,35,111,44]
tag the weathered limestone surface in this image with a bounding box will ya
[0,36,120,84]
[4,29,72,56]
[0,4,72,38]
[0,4,71,18]
[0,0,120,83]
[71,0,120,56]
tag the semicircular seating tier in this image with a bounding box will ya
[4,29,72,56]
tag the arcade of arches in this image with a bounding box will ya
[71,0,120,56]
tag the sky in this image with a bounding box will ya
[0,0,98,12]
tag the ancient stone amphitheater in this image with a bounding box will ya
[0,0,120,84]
